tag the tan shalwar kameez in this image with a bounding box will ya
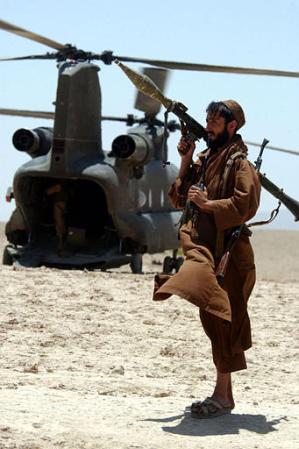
[153,134,261,373]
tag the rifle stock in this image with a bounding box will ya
[215,251,230,279]
[215,227,242,279]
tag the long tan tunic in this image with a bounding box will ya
[153,135,261,371]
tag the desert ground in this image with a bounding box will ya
[0,223,298,449]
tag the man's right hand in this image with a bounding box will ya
[177,136,196,157]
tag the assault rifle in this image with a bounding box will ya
[215,138,269,279]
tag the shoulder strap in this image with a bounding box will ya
[219,150,246,199]
[215,150,246,260]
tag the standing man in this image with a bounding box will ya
[45,180,69,255]
[154,100,261,418]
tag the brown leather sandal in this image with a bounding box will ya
[191,397,233,419]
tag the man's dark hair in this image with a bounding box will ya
[206,101,234,125]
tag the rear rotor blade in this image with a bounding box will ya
[0,108,136,123]
[1,108,298,156]
[0,108,140,125]
[0,108,54,119]
[0,19,64,50]
[115,55,299,78]
[245,141,299,156]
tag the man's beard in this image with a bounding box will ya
[208,127,229,150]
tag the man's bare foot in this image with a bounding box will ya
[211,371,235,409]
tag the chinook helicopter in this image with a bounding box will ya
[1,19,298,273]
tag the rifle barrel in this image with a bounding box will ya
[259,173,299,221]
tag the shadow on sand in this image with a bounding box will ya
[143,409,288,437]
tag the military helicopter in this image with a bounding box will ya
[1,19,298,273]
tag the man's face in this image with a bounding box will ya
[205,112,229,149]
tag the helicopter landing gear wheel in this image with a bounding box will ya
[163,251,184,274]
[2,245,14,266]
[130,253,143,274]
[174,256,184,272]
[162,256,173,274]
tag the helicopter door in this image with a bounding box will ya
[62,179,113,245]
[14,176,115,250]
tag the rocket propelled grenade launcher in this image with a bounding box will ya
[115,60,208,143]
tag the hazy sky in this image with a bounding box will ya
[0,0,298,227]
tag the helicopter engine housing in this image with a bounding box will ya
[12,126,53,158]
[112,133,154,165]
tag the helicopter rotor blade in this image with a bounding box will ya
[0,18,297,78]
[0,19,64,50]
[0,108,142,125]
[114,55,299,78]
[0,108,137,122]
[0,53,58,62]
[2,108,298,157]
[0,108,55,119]
[245,141,299,156]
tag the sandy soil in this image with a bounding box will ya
[0,224,298,449]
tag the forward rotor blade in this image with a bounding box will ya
[115,55,299,78]
[0,18,64,50]
[0,108,54,119]
[0,53,57,61]
[245,141,299,156]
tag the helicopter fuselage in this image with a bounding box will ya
[5,61,181,270]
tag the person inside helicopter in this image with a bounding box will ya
[45,180,69,256]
